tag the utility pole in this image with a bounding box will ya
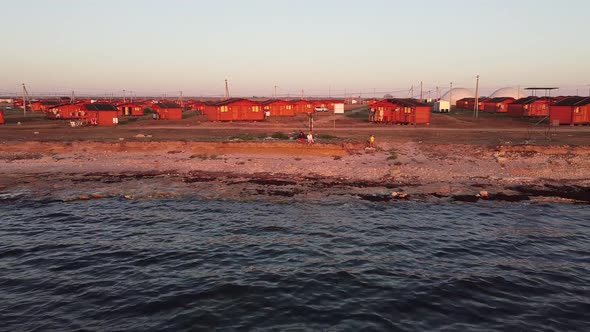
[436,86,440,99]
[449,82,453,112]
[301,89,304,99]
[22,83,30,116]
[123,89,126,103]
[71,90,75,104]
[420,81,423,100]
[274,85,278,98]
[474,75,480,119]
[179,90,184,108]
[409,85,414,98]
[224,79,230,99]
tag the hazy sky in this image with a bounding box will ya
[2,0,589,97]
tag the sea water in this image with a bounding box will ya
[1,198,589,331]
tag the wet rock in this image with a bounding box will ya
[391,192,409,199]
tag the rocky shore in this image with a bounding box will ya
[1,141,589,204]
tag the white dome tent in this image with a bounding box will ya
[440,88,475,106]
[489,87,526,99]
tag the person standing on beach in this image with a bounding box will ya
[369,134,375,148]
[307,132,314,144]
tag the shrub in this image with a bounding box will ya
[271,131,290,140]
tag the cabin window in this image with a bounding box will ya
[306,104,311,108]
[220,106,229,113]
[541,104,546,110]
[404,107,411,114]
[286,105,292,110]
[574,107,581,114]
[377,107,384,112]
[252,106,260,112]
[524,105,529,109]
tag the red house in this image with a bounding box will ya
[31,100,62,112]
[262,99,295,117]
[116,102,144,116]
[83,103,120,126]
[371,99,399,123]
[551,96,590,125]
[0,109,4,125]
[203,98,264,121]
[47,103,86,119]
[290,100,314,114]
[185,100,206,113]
[507,97,552,117]
[152,102,183,120]
[371,99,430,124]
[482,97,515,113]
[456,98,470,109]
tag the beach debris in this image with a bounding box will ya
[33,131,39,135]
[134,134,145,138]
[477,190,489,198]
[391,191,409,199]
[493,152,507,163]
[119,138,125,141]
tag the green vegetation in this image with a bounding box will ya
[270,131,290,140]
[344,106,369,121]
[387,150,398,160]
[190,154,221,160]
[316,134,338,140]
[143,108,155,115]
[229,133,266,141]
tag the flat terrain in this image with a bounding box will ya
[1,107,589,203]
[1,107,590,145]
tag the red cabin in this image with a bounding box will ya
[456,98,470,109]
[83,103,120,126]
[203,98,264,121]
[116,102,144,116]
[0,109,4,125]
[290,100,314,114]
[482,97,515,113]
[507,97,551,117]
[47,103,119,125]
[262,99,295,117]
[47,103,86,119]
[551,96,590,125]
[152,102,183,120]
[31,100,62,112]
[371,99,430,124]
[185,100,206,113]
[371,99,399,123]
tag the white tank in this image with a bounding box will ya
[440,88,475,106]
[489,87,526,99]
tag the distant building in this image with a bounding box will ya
[432,100,450,113]
[203,98,264,121]
[551,96,590,125]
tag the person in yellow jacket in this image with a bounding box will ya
[369,134,375,148]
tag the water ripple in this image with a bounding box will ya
[0,199,589,331]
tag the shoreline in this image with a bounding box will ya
[1,141,589,204]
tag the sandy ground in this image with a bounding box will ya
[1,141,589,203]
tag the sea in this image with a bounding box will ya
[1,198,589,331]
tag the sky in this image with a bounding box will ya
[1,0,589,98]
